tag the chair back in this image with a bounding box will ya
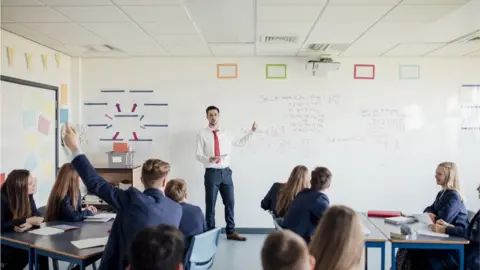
[467,210,476,222]
[268,210,283,230]
[184,228,221,270]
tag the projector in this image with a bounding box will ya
[306,58,340,76]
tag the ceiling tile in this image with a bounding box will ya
[427,41,480,56]
[401,0,470,5]
[320,5,393,23]
[112,0,180,5]
[257,21,312,43]
[1,0,43,5]
[26,35,64,46]
[81,22,145,39]
[49,34,106,46]
[466,49,480,56]
[120,6,191,22]
[22,22,92,35]
[140,22,198,35]
[40,0,112,5]
[1,23,39,36]
[341,41,395,56]
[258,6,323,21]
[382,43,445,56]
[307,22,371,44]
[329,0,399,4]
[382,5,461,22]
[256,50,297,56]
[53,6,129,22]
[259,0,326,4]
[209,43,254,56]
[50,45,89,55]
[1,7,70,22]
[153,34,211,56]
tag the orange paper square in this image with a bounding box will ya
[113,142,129,153]
[217,63,238,79]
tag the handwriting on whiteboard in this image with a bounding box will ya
[361,108,406,150]
[260,94,341,105]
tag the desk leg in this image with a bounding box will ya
[28,247,34,270]
[364,247,368,270]
[80,260,85,270]
[459,244,464,270]
[381,244,385,270]
[34,248,38,270]
[391,244,396,270]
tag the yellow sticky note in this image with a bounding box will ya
[41,54,48,70]
[60,84,68,106]
[26,133,38,151]
[43,100,55,118]
[25,53,32,70]
[42,161,54,179]
[7,47,14,67]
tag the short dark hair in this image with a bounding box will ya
[261,230,309,270]
[130,225,185,270]
[311,167,332,191]
[206,106,219,114]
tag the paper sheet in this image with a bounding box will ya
[417,230,449,238]
[362,224,371,235]
[71,236,109,249]
[28,227,64,236]
[413,213,433,225]
[91,213,116,219]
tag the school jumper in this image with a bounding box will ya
[282,188,330,243]
[260,182,282,217]
[71,153,183,270]
[56,192,94,222]
[179,202,207,250]
[1,193,49,270]
[423,190,468,226]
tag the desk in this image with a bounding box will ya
[32,221,112,270]
[1,230,43,270]
[367,217,469,270]
[360,214,387,270]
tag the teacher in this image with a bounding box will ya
[196,106,257,241]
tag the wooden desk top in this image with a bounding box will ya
[367,216,469,245]
[359,213,387,242]
[2,221,112,260]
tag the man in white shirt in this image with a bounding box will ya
[196,106,256,241]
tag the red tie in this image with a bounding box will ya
[213,130,220,164]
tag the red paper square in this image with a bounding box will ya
[0,173,5,187]
[354,64,375,80]
[38,115,51,136]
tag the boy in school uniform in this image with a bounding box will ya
[128,224,185,270]
[165,179,207,250]
[282,167,332,243]
[62,123,183,270]
[261,230,315,270]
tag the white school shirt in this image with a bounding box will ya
[196,126,254,169]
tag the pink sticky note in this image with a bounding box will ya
[38,115,51,136]
[0,173,5,187]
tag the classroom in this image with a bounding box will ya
[1,0,479,270]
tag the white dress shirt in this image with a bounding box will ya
[196,126,254,169]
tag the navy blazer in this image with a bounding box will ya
[282,188,329,243]
[261,182,282,216]
[446,210,480,270]
[179,202,207,249]
[72,154,182,270]
[423,190,468,228]
[1,193,40,233]
[56,192,93,222]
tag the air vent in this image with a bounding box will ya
[308,43,332,52]
[90,44,117,52]
[261,36,299,44]
[454,31,480,43]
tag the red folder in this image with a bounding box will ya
[367,210,401,218]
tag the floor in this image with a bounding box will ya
[55,234,392,270]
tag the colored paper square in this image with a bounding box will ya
[217,64,238,79]
[266,64,287,79]
[23,110,37,128]
[60,84,68,106]
[42,161,54,179]
[60,108,69,124]
[31,92,44,110]
[26,132,38,151]
[43,100,55,118]
[0,173,5,187]
[24,153,38,171]
[399,65,420,79]
[354,64,375,79]
[38,115,51,136]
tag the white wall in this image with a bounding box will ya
[79,57,480,228]
[1,30,73,205]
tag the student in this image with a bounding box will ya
[165,178,207,250]
[282,167,331,243]
[396,162,469,270]
[0,169,49,270]
[309,205,364,270]
[261,165,310,217]
[62,123,183,270]
[404,183,480,270]
[45,163,97,222]
[128,224,185,270]
[261,230,315,270]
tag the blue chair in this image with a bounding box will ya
[267,211,283,231]
[184,228,221,270]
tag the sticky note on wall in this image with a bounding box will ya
[60,84,68,106]
[38,115,51,136]
[354,64,375,80]
[399,65,420,80]
[266,64,287,79]
[60,108,69,124]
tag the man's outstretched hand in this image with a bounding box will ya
[63,123,79,153]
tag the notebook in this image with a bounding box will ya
[385,216,416,225]
[417,230,449,238]
[85,213,116,222]
[51,224,79,231]
[28,227,64,236]
[367,210,402,218]
[413,213,434,225]
[71,236,109,249]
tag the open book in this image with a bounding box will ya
[84,213,116,223]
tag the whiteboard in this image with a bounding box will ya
[0,76,58,206]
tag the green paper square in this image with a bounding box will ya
[266,64,287,79]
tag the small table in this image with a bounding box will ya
[360,214,387,270]
[32,221,112,270]
[367,216,469,270]
[1,230,43,270]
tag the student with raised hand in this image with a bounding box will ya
[261,165,310,217]
[309,205,364,270]
[62,123,182,270]
[396,162,469,270]
[45,163,97,222]
[0,169,49,270]
[261,230,315,270]
[165,179,207,250]
[128,225,185,270]
[282,167,331,243]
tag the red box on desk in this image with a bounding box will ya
[367,210,401,218]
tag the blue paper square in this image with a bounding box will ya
[24,153,38,171]
[60,109,69,124]
[23,110,37,128]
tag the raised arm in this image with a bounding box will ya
[72,153,129,211]
[196,133,210,165]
